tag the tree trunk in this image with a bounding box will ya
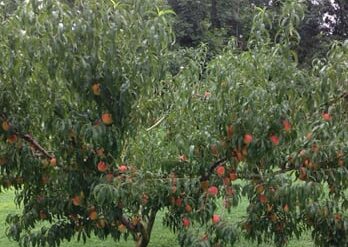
[134,209,158,247]
[135,236,150,247]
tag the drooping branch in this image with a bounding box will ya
[0,112,53,160]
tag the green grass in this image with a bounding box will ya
[0,191,314,247]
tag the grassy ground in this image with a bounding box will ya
[0,191,314,247]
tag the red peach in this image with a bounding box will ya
[207,186,218,197]
[212,214,220,224]
[243,134,253,144]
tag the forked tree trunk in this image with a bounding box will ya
[135,209,158,247]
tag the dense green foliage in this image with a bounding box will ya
[167,0,348,63]
[0,190,318,247]
[0,0,347,247]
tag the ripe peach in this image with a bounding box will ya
[101,113,113,125]
[118,164,127,173]
[270,135,280,145]
[97,161,108,172]
[182,217,190,228]
[322,112,332,121]
[185,204,192,213]
[72,195,81,206]
[243,134,253,144]
[215,166,225,177]
[212,214,220,224]
[89,210,98,221]
[282,120,291,132]
[49,157,57,167]
[207,186,218,197]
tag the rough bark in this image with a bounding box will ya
[135,209,158,247]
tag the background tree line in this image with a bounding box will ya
[166,0,348,63]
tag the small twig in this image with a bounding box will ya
[146,115,166,131]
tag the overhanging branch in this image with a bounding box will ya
[21,134,54,159]
[0,112,53,160]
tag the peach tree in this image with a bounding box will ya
[0,0,347,247]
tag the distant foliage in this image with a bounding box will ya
[0,1,347,247]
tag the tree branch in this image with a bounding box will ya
[200,157,228,181]
[0,112,53,159]
[21,134,54,159]
[240,166,296,180]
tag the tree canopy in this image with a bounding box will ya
[0,0,347,247]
